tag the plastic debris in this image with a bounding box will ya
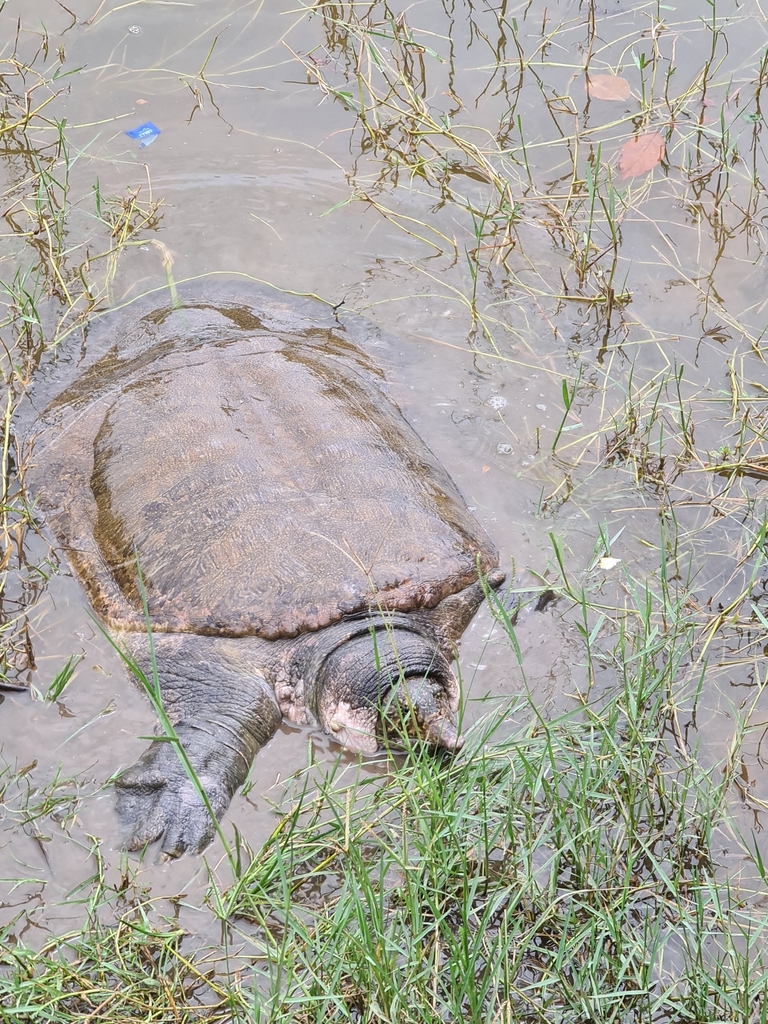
[487,395,507,410]
[599,556,622,570]
[125,121,161,148]
[128,24,141,34]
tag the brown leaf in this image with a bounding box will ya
[587,74,631,102]
[482,465,491,473]
[618,132,665,179]
[136,98,148,105]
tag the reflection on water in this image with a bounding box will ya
[1,0,767,948]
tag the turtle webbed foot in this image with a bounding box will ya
[116,732,233,857]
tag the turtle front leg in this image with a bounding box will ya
[115,634,282,857]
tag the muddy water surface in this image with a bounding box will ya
[1,0,767,944]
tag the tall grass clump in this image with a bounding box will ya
[221,568,768,1023]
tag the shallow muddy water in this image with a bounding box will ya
[2,0,768,951]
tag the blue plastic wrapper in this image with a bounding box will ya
[125,121,161,148]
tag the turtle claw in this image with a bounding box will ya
[117,772,220,858]
[115,731,232,857]
[117,774,225,857]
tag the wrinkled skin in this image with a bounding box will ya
[26,284,506,857]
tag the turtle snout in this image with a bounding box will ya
[423,713,464,752]
[384,674,464,753]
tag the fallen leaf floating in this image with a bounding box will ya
[618,132,665,179]
[587,74,631,102]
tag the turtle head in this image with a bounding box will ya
[314,626,462,755]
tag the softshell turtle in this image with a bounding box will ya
[27,282,505,856]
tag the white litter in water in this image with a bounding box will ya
[488,395,508,410]
[536,403,547,411]
[599,556,622,570]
